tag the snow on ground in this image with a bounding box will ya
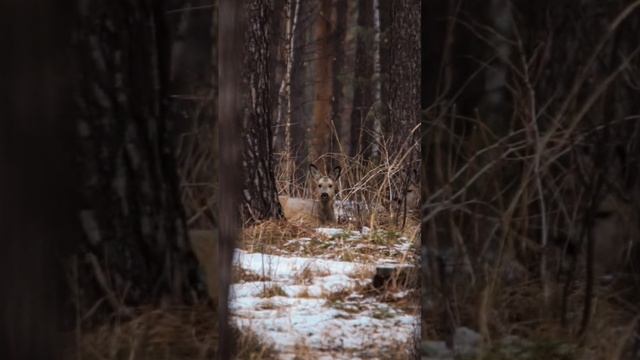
[230,227,418,359]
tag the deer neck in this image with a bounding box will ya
[315,198,335,224]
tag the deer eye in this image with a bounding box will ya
[328,184,333,188]
[318,184,322,188]
[406,189,413,193]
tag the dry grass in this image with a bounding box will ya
[258,284,288,298]
[241,219,316,249]
[69,305,276,360]
[292,265,330,285]
[233,265,271,283]
[423,272,640,358]
[240,218,419,265]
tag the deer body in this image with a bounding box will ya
[279,164,341,225]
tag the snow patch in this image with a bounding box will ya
[230,226,417,358]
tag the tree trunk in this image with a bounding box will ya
[349,0,375,158]
[0,2,76,358]
[73,0,199,320]
[385,0,420,156]
[290,1,313,183]
[378,0,392,142]
[331,0,348,159]
[310,0,333,169]
[219,0,244,357]
[243,0,284,222]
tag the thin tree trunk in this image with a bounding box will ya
[371,0,382,160]
[219,0,244,357]
[275,0,300,193]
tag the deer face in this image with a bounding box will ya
[309,164,341,204]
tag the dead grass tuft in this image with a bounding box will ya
[233,265,271,283]
[242,219,315,250]
[258,284,288,298]
[70,305,276,360]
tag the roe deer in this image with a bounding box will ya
[278,164,341,225]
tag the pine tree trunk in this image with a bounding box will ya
[385,0,420,155]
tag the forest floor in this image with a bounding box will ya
[232,218,420,359]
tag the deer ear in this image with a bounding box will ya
[309,164,321,179]
[332,166,342,180]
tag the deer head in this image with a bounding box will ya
[309,164,341,205]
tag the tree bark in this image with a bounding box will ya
[349,0,375,158]
[331,0,348,159]
[290,1,313,182]
[243,0,284,222]
[310,0,334,169]
[385,0,420,155]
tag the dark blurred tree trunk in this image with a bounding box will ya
[0,2,76,359]
[310,0,333,169]
[385,0,420,155]
[219,0,244,357]
[73,0,199,321]
[349,0,375,158]
[243,0,284,222]
[421,0,450,348]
